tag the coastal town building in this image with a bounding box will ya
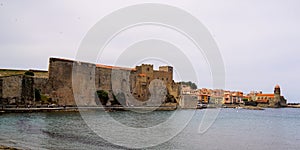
[180,85,199,108]
[223,91,244,104]
[184,85,287,108]
[248,85,287,107]
[199,88,210,104]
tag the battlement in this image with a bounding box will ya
[159,66,173,73]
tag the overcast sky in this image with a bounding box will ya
[0,0,299,102]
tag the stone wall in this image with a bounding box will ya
[179,95,198,109]
[48,58,97,106]
[72,61,97,106]
[1,58,179,107]
[129,64,179,103]
[34,77,49,95]
[0,78,2,98]
[21,76,34,103]
[95,67,112,92]
[0,75,36,105]
[48,58,74,105]
[0,75,23,104]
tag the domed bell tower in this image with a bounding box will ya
[273,84,281,107]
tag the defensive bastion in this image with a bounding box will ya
[0,58,181,107]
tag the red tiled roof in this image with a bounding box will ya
[96,64,135,71]
[256,99,269,103]
[138,73,146,77]
[256,94,274,98]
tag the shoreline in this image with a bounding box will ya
[1,105,300,113]
[0,145,20,150]
[0,106,178,113]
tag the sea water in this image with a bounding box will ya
[0,108,300,150]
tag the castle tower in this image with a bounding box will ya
[159,66,173,80]
[273,84,281,107]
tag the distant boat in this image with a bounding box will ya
[197,103,207,109]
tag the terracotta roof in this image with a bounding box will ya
[256,94,274,97]
[256,99,269,103]
[96,64,135,71]
[138,73,146,77]
[51,57,135,71]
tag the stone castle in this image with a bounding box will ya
[0,58,180,107]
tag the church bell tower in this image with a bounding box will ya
[273,84,281,107]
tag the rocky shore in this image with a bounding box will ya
[0,105,178,113]
[287,105,300,108]
[0,145,19,150]
[223,104,264,110]
[241,106,264,110]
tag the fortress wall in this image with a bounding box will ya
[72,61,97,106]
[0,75,36,105]
[96,67,134,103]
[43,58,180,106]
[0,58,180,106]
[48,58,75,106]
[96,67,112,92]
[153,71,172,85]
[0,75,23,101]
[153,70,180,102]
[0,78,2,98]
[21,76,34,103]
[168,82,180,102]
[34,77,49,95]
[128,65,179,104]
[48,58,98,106]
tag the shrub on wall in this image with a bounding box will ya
[96,90,109,106]
[24,71,35,76]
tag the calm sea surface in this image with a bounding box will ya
[1,108,300,150]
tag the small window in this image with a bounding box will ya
[147,68,150,71]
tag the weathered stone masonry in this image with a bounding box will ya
[0,75,47,105]
[0,57,180,106]
[47,58,180,106]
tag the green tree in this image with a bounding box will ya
[242,98,249,102]
[179,81,197,89]
[24,71,34,76]
[96,90,109,106]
